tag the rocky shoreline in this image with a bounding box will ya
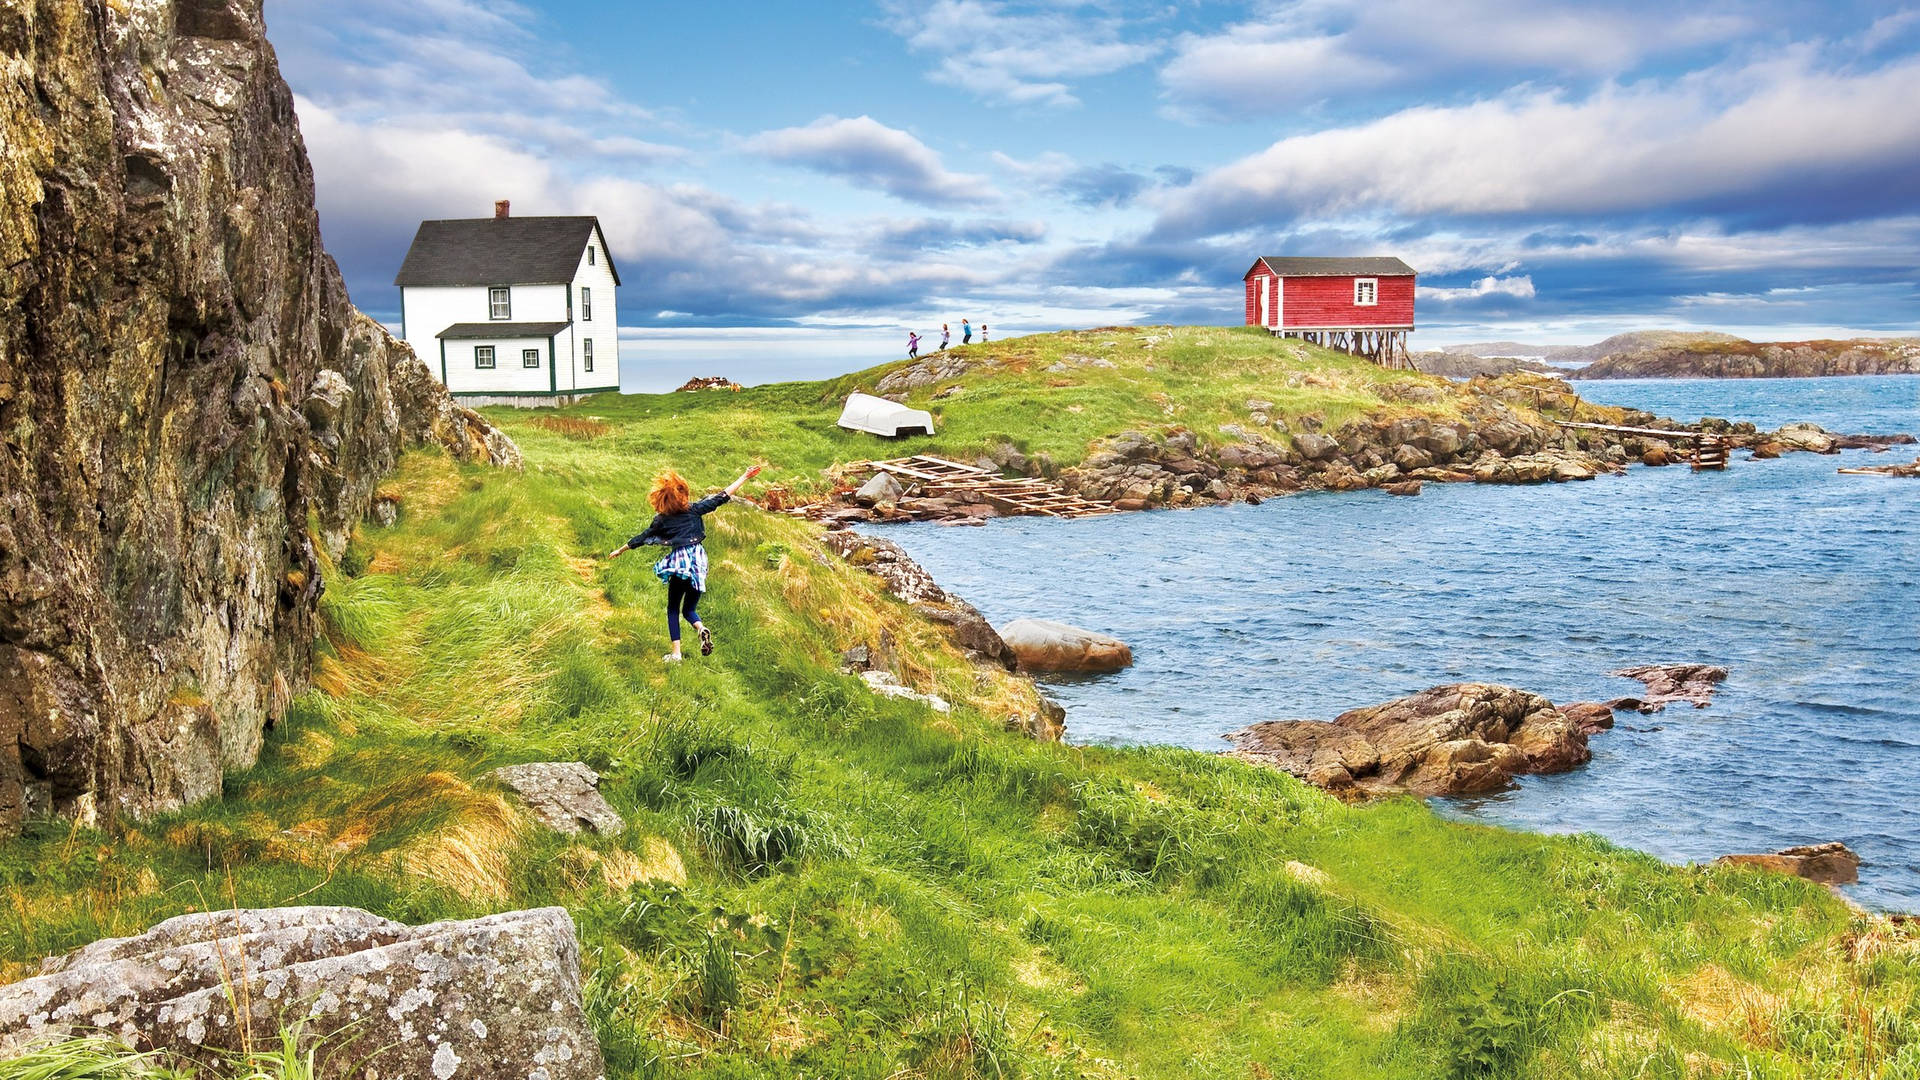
[802,372,1914,526]
[817,524,1879,895]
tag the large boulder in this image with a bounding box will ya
[0,907,605,1078]
[853,471,905,507]
[1770,422,1837,453]
[0,0,518,837]
[491,762,624,835]
[997,619,1133,673]
[1715,842,1861,885]
[1228,683,1591,797]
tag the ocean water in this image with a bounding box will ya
[876,375,1920,909]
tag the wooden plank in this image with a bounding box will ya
[1554,421,1701,439]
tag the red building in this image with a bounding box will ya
[1243,256,1416,368]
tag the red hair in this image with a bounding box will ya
[649,470,691,514]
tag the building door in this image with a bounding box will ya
[1273,276,1283,328]
[1258,277,1270,327]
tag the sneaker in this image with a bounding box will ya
[697,624,715,656]
[662,653,683,664]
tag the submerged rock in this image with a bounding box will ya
[1227,683,1591,797]
[1610,664,1727,710]
[998,619,1134,673]
[1715,842,1862,885]
[491,761,624,836]
[0,907,605,1077]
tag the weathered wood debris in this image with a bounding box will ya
[848,455,1116,519]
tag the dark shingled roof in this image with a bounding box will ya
[1249,256,1415,277]
[437,321,572,340]
[395,216,622,287]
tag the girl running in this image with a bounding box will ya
[609,465,763,662]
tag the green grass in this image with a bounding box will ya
[3,328,1916,1079]
[531,325,1602,502]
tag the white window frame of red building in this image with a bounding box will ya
[1353,278,1378,306]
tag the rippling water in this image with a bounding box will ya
[877,375,1920,909]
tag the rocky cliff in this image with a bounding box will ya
[0,0,519,835]
[1571,333,1920,379]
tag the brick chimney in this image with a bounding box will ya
[494,199,510,219]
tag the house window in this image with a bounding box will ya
[583,338,594,373]
[587,245,596,266]
[474,345,495,369]
[581,287,592,322]
[522,348,541,368]
[489,287,511,319]
[1354,278,1378,306]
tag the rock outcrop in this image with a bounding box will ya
[821,531,1015,670]
[491,762,624,836]
[997,619,1133,673]
[1226,683,1592,797]
[1716,842,1862,886]
[1572,334,1920,380]
[1610,664,1727,710]
[0,0,517,835]
[0,906,605,1078]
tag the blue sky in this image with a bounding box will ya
[273,0,1920,371]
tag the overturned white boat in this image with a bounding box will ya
[837,392,935,437]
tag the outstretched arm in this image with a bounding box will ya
[724,464,764,497]
[608,518,663,559]
[690,466,766,517]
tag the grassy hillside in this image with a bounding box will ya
[3,329,1915,1078]
[567,326,1604,500]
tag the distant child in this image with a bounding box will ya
[980,324,989,343]
[940,324,950,351]
[907,330,920,358]
[961,319,972,345]
[609,465,763,663]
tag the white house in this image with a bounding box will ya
[395,201,620,406]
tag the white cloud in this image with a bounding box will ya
[885,0,1157,107]
[746,115,1000,208]
[1160,0,1749,117]
[1861,8,1920,51]
[1151,51,1920,237]
[1419,275,1537,302]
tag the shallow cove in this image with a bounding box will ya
[876,375,1920,909]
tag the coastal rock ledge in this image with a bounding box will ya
[1226,683,1594,797]
[0,906,606,1078]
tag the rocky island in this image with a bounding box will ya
[1569,331,1920,380]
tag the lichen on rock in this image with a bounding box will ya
[0,906,605,1078]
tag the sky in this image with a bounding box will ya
[271,0,1920,385]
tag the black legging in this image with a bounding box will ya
[666,577,703,643]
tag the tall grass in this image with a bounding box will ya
[1,328,1911,1078]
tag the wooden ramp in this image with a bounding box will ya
[850,455,1116,518]
[1691,434,1729,471]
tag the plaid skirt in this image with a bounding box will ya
[654,543,709,592]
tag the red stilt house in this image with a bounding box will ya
[1243,256,1416,368]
